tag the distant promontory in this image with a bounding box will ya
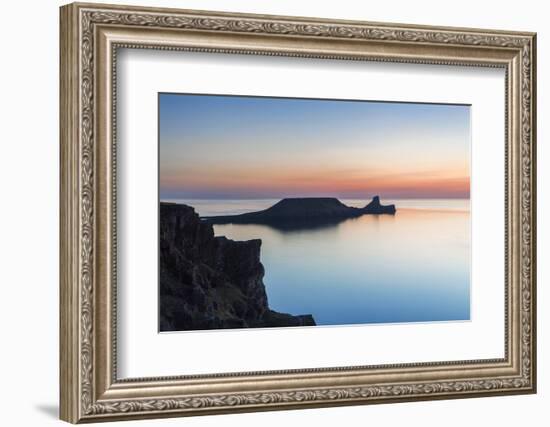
[203,196,395,228]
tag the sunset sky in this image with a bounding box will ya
[159,93,470,200]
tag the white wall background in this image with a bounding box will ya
[0,0,545,426]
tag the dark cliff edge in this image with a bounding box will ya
[203,195,396,228]
[160,202,315,331]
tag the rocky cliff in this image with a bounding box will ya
[160,202,315,331]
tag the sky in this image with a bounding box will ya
[159,93,470,200]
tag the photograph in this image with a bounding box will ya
[159,93,472,332]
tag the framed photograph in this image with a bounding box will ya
[60,2,537,423]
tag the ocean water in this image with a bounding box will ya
[163,199,471,326]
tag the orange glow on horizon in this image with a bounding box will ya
[161,166,470,198]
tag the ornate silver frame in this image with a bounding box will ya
[60,2,537,423]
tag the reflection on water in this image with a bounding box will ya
[165,199,471,326]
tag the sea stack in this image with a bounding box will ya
[364,196,396,214]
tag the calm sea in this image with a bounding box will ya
[163,199,471,326]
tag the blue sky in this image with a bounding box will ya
[159,93,470,200]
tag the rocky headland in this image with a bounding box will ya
[160,202,316,331]
[203,195,396,229]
